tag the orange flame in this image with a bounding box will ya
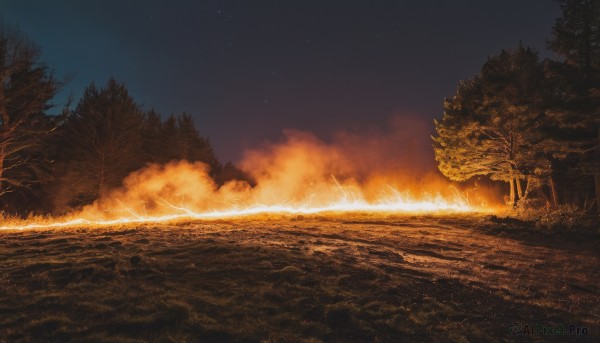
[0,129,492,231]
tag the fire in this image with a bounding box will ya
[1,182,475,231]
[0,129,491,231]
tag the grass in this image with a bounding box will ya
[0,213,598,342]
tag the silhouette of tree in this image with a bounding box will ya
[53,79,144,209]
[141,109,164,163]
[546,0,600,212]
[549,0,600,77]
[214,161,254,186]
[175,113,219,172]
[0,21,60,208]
[141,111,220,168]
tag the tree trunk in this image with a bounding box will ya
[595,173,600,213]
[595,126,600,213]
[548,176,559,208]
[509,177,515,207]
[99,153,106,199]
[0,141,6,195]
[516,177,523,200]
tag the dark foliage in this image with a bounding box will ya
[434,1,600,212]
[46,79,247,214]
[0,21,61,215]
[546,0,600,212]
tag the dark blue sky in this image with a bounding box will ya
[2,0,561,162]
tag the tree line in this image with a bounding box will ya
[3,1,598,216]
[433,0,600,213]
[0,22,247,216]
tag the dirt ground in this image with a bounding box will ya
[0,213,598,342]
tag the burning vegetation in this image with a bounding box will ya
[2,130,488,231]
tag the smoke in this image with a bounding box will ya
[78,117,488,220]
[331,115,437,177]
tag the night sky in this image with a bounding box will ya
[2,1,561,163]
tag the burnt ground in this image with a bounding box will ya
[0,214,598,342]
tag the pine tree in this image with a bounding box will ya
[159,114,181,163]
[176,113,219,172]
[549,0,600,77]
[54,79,144,209]
[141,109,164,163]
[547,0,600,212]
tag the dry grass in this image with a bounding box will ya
[0,213,598,342]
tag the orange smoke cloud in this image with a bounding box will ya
[77,124,486,222]
[1,121,493,230]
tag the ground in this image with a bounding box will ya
[0,214,598,342]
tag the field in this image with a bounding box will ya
[0,214,598,342]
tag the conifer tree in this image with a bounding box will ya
[547,0,600,212]
[55,79,144,208]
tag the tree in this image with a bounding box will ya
[433,46,549,206]
[53,79,144,209]
[141,109,165,163]
[214,161,254,186]
[176,113,219,173]
[547,0,600,212]
[0,21,60,207]
[140,111,220,169]
[549,0,600,78]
